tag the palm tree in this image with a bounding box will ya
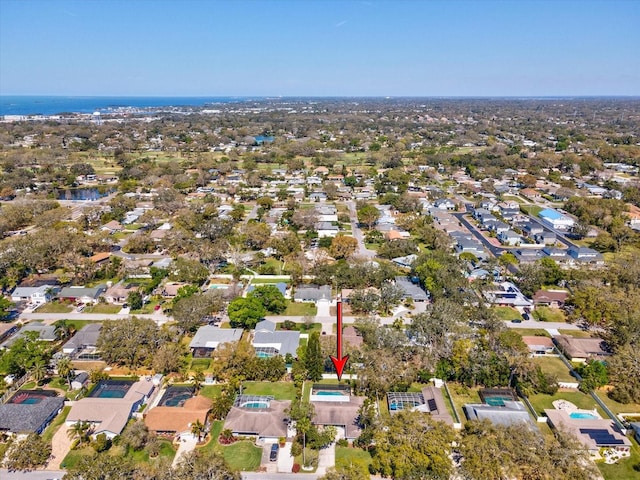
[31,360,47,386]
[57,355,73,389]
[67,421,91,445]
[191,419,205,442]
[192,370,205,394]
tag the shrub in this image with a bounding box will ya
[337,438,349,447]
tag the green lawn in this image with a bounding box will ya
[250,277,290,284]
[42,406,70,443]
[520,204,544,216]
[558,329,594,338]
[56,319,94,332]
[444,383,481,414]
[510,328,551,337]
[124,441,176,463]
[200,385,224,400]
[222,441,262,471]
[277,322,322,334]
[84,303,121,314]
[36,302,73,313]
[336,446,372,474]
[532,357,576,382]
[597,435,640,480]
[61,446,93,469]
[532,306,566,323]
[595,390,640,416]
[242,381,297,400]
[492,306,521,321]
[283,302,317,316]
[527,391,605,417]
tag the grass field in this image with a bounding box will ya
[528,390,605,417]
[532,306,566,323]
[492,306,521,321]
[336,446,372,474]
[447,383,482,413]
[557,329,594,338]
[277,321,322,333]
[283,301,317,316]
[242,381,297,400]
[520,204,544,216]
[510,328,551,337]
[84,303,121,314]
[200,385,224,400]
[36,302,73,313]
[222,441,262,471]
[595,389,640,416]
[532,357,576,382]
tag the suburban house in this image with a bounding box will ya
[522,223,544,237]
[454,237,487,260]
[498,230,522,246]
[0,391,64,435]
[533,290,569,309]
[101,220,123,234]
[189,326,243,358]
[545,409,631,455]
[71,372,90,391]
[391,254,418,269]
[464,401,535,428]
[567,247,605,265]
[395,276,429,302]
[538,208,575,231]
[294,285,332,303]
[483,282,533,311]
[10,285,56,305]
[66,379,155,439]
[541,247,569,263]
[387,386,454,425]
[160,282,189,298]
[62,323,102,358]
[89,252,112,266]
[434,198,455,210]
[1,322,57,349]
[315,222,339,238]
[251,320,300,358]
[145,394,212,440]
[57,285,107,304]
[310,386,365,440]
[521,336,555,355]
[104,282,140,304]
[554,336,611,363]
[223,395,291,442]
[534,231,556,245]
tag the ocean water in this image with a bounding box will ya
[0,96,249,116]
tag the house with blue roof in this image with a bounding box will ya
[538,208,574,231]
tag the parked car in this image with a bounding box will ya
[270,443,279,462]
[522,313,531,321]
[511,318,522,323]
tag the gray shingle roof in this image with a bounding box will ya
[189,326,243,349]
[0,396,64,433]
[253,321,300,357]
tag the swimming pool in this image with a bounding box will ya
[569,412,599,420]
[241,401,270,409]
[159,386,194,407]
[89,380,133,399]
[484,397,513,407]
[315,391,347,396]
[389,401,420,411]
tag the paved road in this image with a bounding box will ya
[20,311,169,324]
[452,211,506,257]
[505,319,580,330]
[0,470,65,480]
[346,201,376,259]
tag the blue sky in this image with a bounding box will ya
[1,0,638,96]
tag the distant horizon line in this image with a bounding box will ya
[2,94,640,99]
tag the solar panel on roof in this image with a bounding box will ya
[579,428,625,445]
[427,398,438,412]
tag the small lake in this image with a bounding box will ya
[56,187,114,201]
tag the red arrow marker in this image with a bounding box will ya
[330,300,349,381]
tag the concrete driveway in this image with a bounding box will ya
[47,423,72,470]
[316,442,336,475]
